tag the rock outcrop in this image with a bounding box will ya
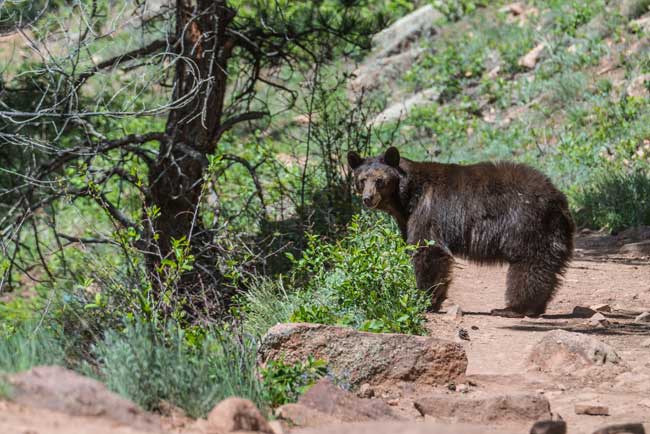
[8,365,161,432]
[276,378,401,428]
[259,323,467,388]
[414,393,552,424]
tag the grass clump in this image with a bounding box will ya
[572,168,650,233]
[0,322,66,373]
[93,320,265,418]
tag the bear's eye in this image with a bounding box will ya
[376,178,385,187]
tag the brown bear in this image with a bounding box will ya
[347,147,575,317]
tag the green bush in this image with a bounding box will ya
[572,168,650,232]
[93,320,265,418]
[260,356,327,407]
[288,213,430,335]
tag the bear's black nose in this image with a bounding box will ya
[363,196,373,206]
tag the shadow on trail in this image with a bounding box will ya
[504,322,650,336]
[457,311,650,336]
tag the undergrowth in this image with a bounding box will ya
[92,320,265,418]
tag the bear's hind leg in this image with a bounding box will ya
[494,260,562,317]
[412,245,453,312]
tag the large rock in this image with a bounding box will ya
[619,240,650,256]
[414,393,552,424]
[370,87,442,125]
[349,48,424,96]
[8,365,160,432]
[259,323,467,388]
[371,5,442,59]
[349,5,442,97]
[276,378,401,428]
[527,330,623,376]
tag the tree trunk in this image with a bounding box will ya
[146,0,236,318]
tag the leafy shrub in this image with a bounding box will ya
[572,168,650,232]
[288,213,430,335]
[93,320,265,418]
[260,356,327,407]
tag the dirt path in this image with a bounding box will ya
[414,230,650,433]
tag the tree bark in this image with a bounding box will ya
[146,1,236,316]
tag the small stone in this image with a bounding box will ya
[590,304,611,313]
[471,325,479,330]
[458,328,470,341]
[519,43,545,69]
[447,382,456,391]
[386,399,399,406]
[357,383,375,399]
[589,312,609,327]
[208,397,273,433]
[446,304,463,320]
[573,306,596,318]
[268,420,285,434]
[456,384,469,393]
[574,403,609,416]
[634,312,650,323]
[530,420,567,434]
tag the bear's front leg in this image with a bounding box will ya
[411,244,453,312]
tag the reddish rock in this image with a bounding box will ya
[527,330,623,376]
[414,393,552,424]
[276,378,402,428]
[259,323,467,388]
[207,397,273,434]
[276,404,339,428]
[8,365,160,431]
[574,403,609,416]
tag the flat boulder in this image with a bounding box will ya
[276,378,401,428]
[527,330,624,376]
[414,393,552,424]
[8,365,160,432]
[259,323,467,388]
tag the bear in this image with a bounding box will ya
[347,146,575,317]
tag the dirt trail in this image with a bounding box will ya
[413,230,650,433]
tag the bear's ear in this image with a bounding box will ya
[347,151,363,170]
[383,147,400,167]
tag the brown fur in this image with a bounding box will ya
[348,147,575,317]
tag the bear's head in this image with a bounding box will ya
[347,146,402,210]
